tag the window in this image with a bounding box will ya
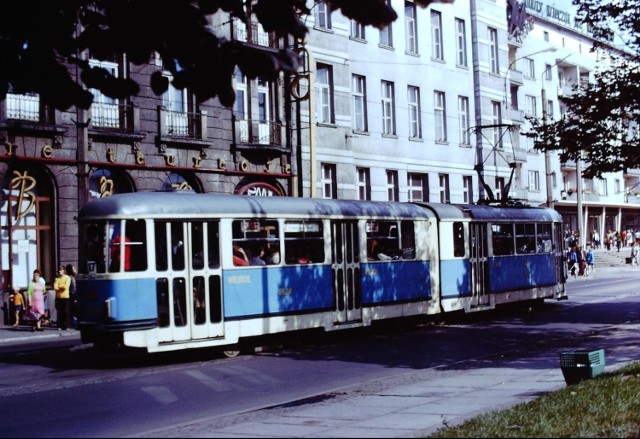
[489,27,499,74]
[381,80,396,135]
[495,176,505,200]
[162,68,190,136]
[386,170,399,201]
[458,96,470,145]
[234,69,247,121]
[107,219,147,273]
[492,223,514,256]
[431,10,443,60]
[90,59,120,128]
[6,91,41,122]
[408,85,421,138]
[529,170,540,192]
[321,163,337,199]
[314,1,331,29]
[351,20,365,39]
[284,220,324,264]
[408,173,429,202]
[439,174,450,203]
[434,91,447,142]
[232,219,280,266]
[379,0,393,46]
[453,222,465,257]
[463,176,473,204]
[491,101,502,148]
[544,63,552,81]
[316,63,334,124]
[525,94,537,116]
[352,75,368,132]
[546,99,554,117]
[455,18,467,67]
[515,223,536,254]
[523,58,535,78]
[543,31,550,42]
[357,168,371,200]
[615,179,621,194]
[366,220,416,261]
[405,1,418,54]
[598,178,608,196]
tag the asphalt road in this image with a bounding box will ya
[0,267,638,438]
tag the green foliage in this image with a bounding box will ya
[0,0,447,111]
[427,362,640,438]
[525,0,640,178]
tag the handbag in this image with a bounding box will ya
[22,307,38,322]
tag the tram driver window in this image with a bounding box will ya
[82,222,106,274]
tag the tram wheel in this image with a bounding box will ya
[222,345,242,358]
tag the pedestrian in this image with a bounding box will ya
[567,247,578,278]
[592,230,600,249]
[631,242,640,267]
[577,246,586,276]
[53,265,72,330]
[585,246,595,276]
[616,232,622,252]
[65,264,78,328]
[9,288,25,327]
[26,269,46,331]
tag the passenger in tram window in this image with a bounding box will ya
[265,239,280,265]
[247,246,266,266]
[109,234,131,272]
[232,243,249,266]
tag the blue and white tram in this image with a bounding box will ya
[75,192,566,354]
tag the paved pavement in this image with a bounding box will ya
[1,263,639,438]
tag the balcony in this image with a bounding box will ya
[234,20,278,48]
[158,107,207,142]
[234,118,284,151]
[509,106,524,122]
[1,93,57,126]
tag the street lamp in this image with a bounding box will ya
[503,47,557,108]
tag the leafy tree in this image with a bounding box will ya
[526,0,640,178]
[0,0,451,111]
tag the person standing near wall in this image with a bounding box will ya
[53,265,71,330]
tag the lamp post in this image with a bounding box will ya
[503,47,557,108]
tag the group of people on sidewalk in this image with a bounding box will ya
[566,245,595,278]
[8,264,77,332]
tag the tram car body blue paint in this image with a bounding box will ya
[75,192,566,353]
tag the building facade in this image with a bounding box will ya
[1,0,639,292]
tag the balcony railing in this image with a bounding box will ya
[91,103,139,132]
[4,93,55,124]
[235,119,282,146]
[234,20,277,48]
[159,108,207,140]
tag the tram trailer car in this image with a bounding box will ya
[76,192,566,354]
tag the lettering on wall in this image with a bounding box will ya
[9,170,36,222]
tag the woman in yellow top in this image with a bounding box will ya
[53,265,72,330]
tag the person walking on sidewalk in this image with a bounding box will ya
[631,242,640,267]
[585,246,595,276]
[9,289,25,327]
[26,269,46,331]
[53,265,72,330]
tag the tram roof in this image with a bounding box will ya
[415,202,562,222]
[78,192,437,220]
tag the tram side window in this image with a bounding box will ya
[207,222,220,268]
[366,220,415,261]
[82,222,107,274]
[515,223,536,254]
[453,222,465,257]
[232,219,280,266]
[537,223,553,253]
[155,222,168,271]
[284,220,324,264]
[492,223,514,256]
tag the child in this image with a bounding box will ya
[10,289,25,327]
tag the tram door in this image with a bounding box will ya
[156,221,224,343]
[469,222,490,307]
[331,221,362,323]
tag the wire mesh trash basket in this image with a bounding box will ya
[560,349,605,385]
